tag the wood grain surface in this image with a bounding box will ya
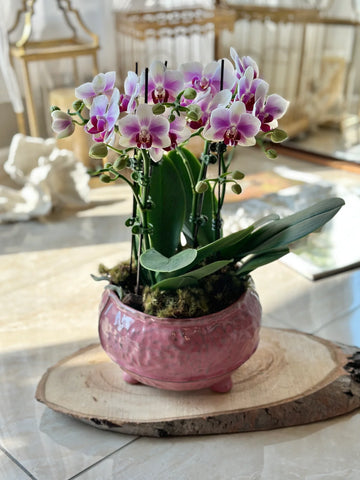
[36,327,360,437]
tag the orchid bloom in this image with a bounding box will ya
[166,114,192,150]
[85,88,120,142]
[230,47,259,81]
[75,72,116,108]
[142,61,184,104]
[120,71,140,113]
[51,110,75,139]
[235,66,265,112]
[118,104,171,161]
[203,101,261,146]
[188,88,232,130]
[181,59,235,95]
[254,82,289,132]
[145,111,193,162]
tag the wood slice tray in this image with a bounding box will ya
[35,327,360,437]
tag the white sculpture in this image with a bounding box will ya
[0,134,90,223]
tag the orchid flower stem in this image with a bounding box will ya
[140,149,151,251]
[129,195,137,275]
[134,149,153,293]
[214,143,227,239]
[106,144,126,155]
[135,233,143,295]
[192,140,210,247]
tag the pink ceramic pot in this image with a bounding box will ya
[98,282,262,393]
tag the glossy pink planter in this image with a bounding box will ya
[98,283,262,392]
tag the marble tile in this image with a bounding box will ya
[0,184,133,255]
[252,263,360,333]
[73,414,360,480]
[0,242,137,480]
[0,449,33,480]
[315,306,360,347]
[0,242,133,351]
[0,342,137,480]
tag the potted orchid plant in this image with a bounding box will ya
[51,47,344,392]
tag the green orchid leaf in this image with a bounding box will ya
[235,247,290,276]
[148,156,186,257]
[140,248,197,273]
[196,225,254,263]
[105,284,125,299]
[252,213,280,230]
[169,147,217,246]
[152,259,232,290]
[246,197,345,254]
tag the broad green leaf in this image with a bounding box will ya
[148,156,186,257]
[152,259,232,290]
[169,147,217,246]
[235,247,290,276]
[252,214,280,230]
[243,197,345,254]
[196,225,254,263]
[140,248,197,273]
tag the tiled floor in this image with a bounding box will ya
[1,148,360,479]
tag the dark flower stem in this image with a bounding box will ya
[192,140,210,247]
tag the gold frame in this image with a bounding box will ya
[8,0,99,137]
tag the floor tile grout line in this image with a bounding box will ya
[0,444,38,480]
[312,304,360,337]
[67,436,140,480]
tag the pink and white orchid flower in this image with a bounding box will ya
[230,47,259,80]
[203,101,261,146]
[235,66,265,112]
[118,104,171,161]
[188,88,233,130]
[85,88,120,142]
[120,71,140,113]
[142,61,184,104]
[181,59,235,95]
[75,72,116,108]
[254,82,289,132]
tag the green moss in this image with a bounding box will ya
[98,262,137,294]
[98,262,248,318]
[143,268,248,318]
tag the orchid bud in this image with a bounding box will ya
[187,104,202,121]
[231,183,242,195]
[113,156,128,170]
[100,174,111,183]
[51,110,74,139]
[89,143,108,159]
[50,105,60,112]
[72,100,83,112]
[195,181,208,193]
[152,103,166,115]
[270,128,288,143]
[232,170,245,180]
[265,148,278,159]
[183,87,197,100]
[168,113,176,122]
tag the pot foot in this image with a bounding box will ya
[123,372,140,385]
[210,376,233,393]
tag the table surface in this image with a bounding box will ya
[1,149,360,480]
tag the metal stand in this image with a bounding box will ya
[8,0,99,137]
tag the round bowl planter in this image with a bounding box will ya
[98,282,262,393]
